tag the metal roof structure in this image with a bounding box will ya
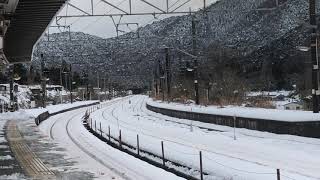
[3,0,67,63]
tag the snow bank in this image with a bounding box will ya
[0,101,99,123]
[46,101,98,114]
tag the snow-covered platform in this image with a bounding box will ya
[147,99,320,138]
[0,101,100,179]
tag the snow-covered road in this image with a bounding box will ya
[39,98,183,180]
[89,95,320,180]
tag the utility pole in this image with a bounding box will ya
[157,59,161,97]
[192,16,200,105]
[69,64,73,104]
[40,54,46,108]
[165,48,171,101]
[64,72,68,91]
[9,65,14,111]
[310,0,319,113]
[103,73,107,101]
[86,73,90,101]
[153,59,157,97]
[158,59,165,101]
[97,71,100,89]
[60,59,63,87]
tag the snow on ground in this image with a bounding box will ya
[88,95,320,180]
[246,90,293,97]
[0,100,98,124]
[0,111,34,121]
[0,100,100,179]
[22,100,99,117]
[147,98,320,122]
[38,97,183,180]
[46,100,99,114]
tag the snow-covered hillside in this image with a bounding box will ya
[31,0,315,90]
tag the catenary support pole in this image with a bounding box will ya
[309,0,319,113]
[192,16,199,105]
[165,47,171,101]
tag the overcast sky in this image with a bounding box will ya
[51,0,218,38]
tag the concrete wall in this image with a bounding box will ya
[146,104,320,138]
[35,102,100,125]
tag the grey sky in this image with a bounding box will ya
[51,0,218,38]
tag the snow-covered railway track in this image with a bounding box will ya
[64,112,139,180]
[47,108,140,180]
[91,95,320,180]
[40,97,181,180]
[105,98,276,166]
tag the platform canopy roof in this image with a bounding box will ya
[3,0,67,63]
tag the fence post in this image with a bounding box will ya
[161,141,165,167]
[100,122,102,137]
[200,151,203,180]
[277,169,280,180]
[233,116,237,140]
[90,118,92,129]
[137,134,140,155]
[119,130,122,148]
[95,120,96,132]
[108,125,111,141]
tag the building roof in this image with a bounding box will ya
[4,0,67,63]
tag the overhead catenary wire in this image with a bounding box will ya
[75,0,128,33]
[68,0,103,26]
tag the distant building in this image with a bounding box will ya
[0,84,6,93]
[46,85,63,91]
[283,102,303,110]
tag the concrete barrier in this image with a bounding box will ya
[35,102,100,125]
[146,103,320,138]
